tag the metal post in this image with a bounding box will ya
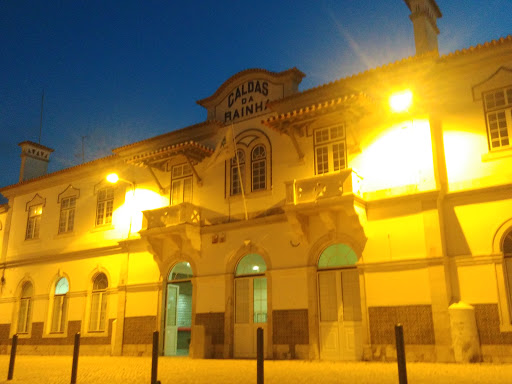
[257,327,264,384]
[70,332,80,384]
[151,331,159,384]
[7,334,18,380]
[395,324,407,384]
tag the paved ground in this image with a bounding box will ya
[0,355,511,384]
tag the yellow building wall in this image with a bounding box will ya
[365,268,432,306]
[458,264,499,303]
[270,268,309,310]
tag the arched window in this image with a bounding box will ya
[231,150,246,196]
[235,253,267,276]
[51,277,69,333]
[503,228,512,320]
[169,262,193,281]
[89,273,108,332]
[18,281,33,333]
[317,244,361,325]
[228,130,271,198]
[251,145,266,191]
[318,244,358,269]
[235,254,267,325]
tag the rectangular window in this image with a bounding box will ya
[253,278,267,323]
[171,164,193,205]
[89,291,107,332]
[59,196,76,233]
[252,160,266,191]
[26,204,42,240]
[96,187,114,226]
[314,125,346,175]
[17,298,31,333]
[51,295,67,333]
[231,162,245,196]
[483,87,512,150]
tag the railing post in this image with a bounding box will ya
[257,327,264,384]
[151,331,160,384]
[70,332,80,384]
[395,323,407,384]
[7,334,18,381]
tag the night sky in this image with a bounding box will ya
[1,0,510,197]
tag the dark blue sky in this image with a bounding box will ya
[1,0,510,194]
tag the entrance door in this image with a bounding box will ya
[164,262,193,356]
[234,276,267,358]
[164,284,179,356]
[318,268,362,360]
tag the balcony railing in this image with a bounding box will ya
[285,168,362,205]
[143,202,202,230]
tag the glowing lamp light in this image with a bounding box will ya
[252,265,260,272]
[389,90,413,113]
[106,173,119,184]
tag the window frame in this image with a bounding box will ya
[58,196,76,234]
[228,129,271,197]
[170,163,193,206]
[87,272,109,334]
[49,277,69,334]
[25,204,42,240]
[17,281,33,335]
[313,125,347,175]
[95,187,114,226]
[482,86,512,151]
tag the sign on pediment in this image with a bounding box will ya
[197,68,305,123]
[220,79,282,123]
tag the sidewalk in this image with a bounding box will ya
[1,355,511,384]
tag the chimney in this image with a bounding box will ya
[18,141,54,182]
[403,0,442,55]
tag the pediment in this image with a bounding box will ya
[472,66,512,101]
[26,193,46,211]
[58,184,80,202]
[197,68,305,123]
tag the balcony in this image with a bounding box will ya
[285,168,363,206]
[143,202,202,230]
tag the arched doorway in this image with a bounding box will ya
[233,253,267,358]
[317,243,363,360]
[164,262,193,356]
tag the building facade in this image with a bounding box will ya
[1,0,512,362]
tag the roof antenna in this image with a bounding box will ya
[39,89,44,144]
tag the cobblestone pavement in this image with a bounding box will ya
[0,355,511,384]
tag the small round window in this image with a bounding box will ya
[235,253,266,276]
[318,244,358,269]
[169,262,193,281]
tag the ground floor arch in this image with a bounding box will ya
[317,243,363,361]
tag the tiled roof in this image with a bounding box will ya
[0,154,118,192]
[113,120,223,153]
[278,35,512,105]
[127,140,213,167]
[264,92,372,129]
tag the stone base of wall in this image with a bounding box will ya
[365,344,437,362]
[122,344,153,356]
[481,345,512,363]
[11,344,111,355]
[272,344,310,360]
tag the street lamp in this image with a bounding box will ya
[389,90,413,113]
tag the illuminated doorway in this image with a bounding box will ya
[317,244,363,360]
[233,253,267,358]
[164,262,193,356]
